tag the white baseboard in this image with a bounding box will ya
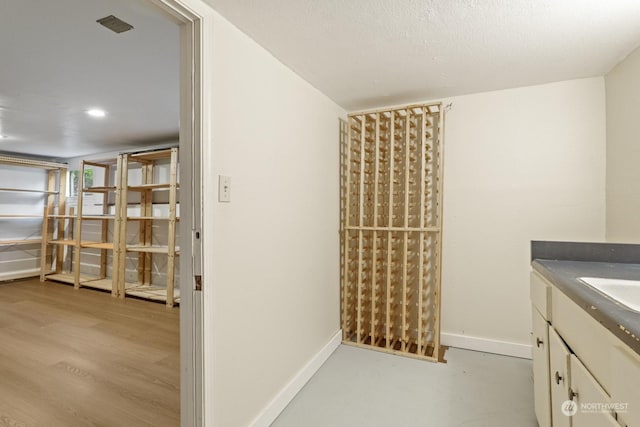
[0,268,39,282]
[441,332,532,359]
[249,329,342,427]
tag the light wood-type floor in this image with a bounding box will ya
[0,278,179,427]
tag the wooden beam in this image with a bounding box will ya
[40,170,56,281]
[345,226,440,232]
[401,111,411,352]
[56,168,68,275]
[370,113,380,344]
[0,155,66,169]
[356,116,366,344]
[73,163,86,289]
[342,118,353,340]
[116,155,129,299]
[432,109,445,357]
[98,166,109,280]
[165,147,179,307]
[418,108,427,354]
[348,102,442,118]
[385,112,395,349]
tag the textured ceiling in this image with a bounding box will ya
[204,0,640,111]
[0,0,178,159]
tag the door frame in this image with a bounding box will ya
[144,0,213,425]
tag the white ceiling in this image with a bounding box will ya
[0,0,178,159]
[3,1,639,158]
[204,0,640,111]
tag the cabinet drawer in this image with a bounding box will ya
[531,271,552,321]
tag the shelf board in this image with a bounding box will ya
[46,273,124,289]
[81,242,114,250]
[0,155,66,170]
[126,285,180,303]
[81,215,115,220]
[49,239,79,246]
[78,277,130,291]
[80,278,113,291]
[83,160,117,168]
[0,214,42,218]
[0,239,41,246]
[48,214,76,219]
[126,216,180,221]
[45,273,76,284]
[127,183,179,191]
[83,186,116,193]
[126,245,180,254]
[128,149,174,162]
[0,187,58,194]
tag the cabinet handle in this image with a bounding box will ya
[536,337,543,348]
[569,388,578,400]
[555,371,563,385]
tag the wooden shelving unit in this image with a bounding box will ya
[33,149,179,306]
[0,157,66,259]
[340,103,444,362]
[0,156,67,280]
[115,147,180,307]
[40,199,73,282]
[72,159,119,294]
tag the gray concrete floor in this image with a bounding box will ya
[272,345,537,427]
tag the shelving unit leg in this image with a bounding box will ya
[40,170,57,280]
[116,155,129,299]
[165,147,178,307]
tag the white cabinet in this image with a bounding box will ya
[549,326,571,427]
[533,307,551,427]
[530,270,636,427]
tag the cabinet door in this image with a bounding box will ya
[611,345,640,427]
[549,326,571,427]
[570,354,618,427]
[532,307,551,427]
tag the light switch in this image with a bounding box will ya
[218,175,231,202]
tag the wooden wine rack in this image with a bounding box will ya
[340,103,444,362]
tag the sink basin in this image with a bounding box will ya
[579,277,640,312]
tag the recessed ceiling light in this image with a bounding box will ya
[86,108,107,118]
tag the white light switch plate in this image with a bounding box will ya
[218,175,231,202]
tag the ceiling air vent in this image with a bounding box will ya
[97,15,134,34]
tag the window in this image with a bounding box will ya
[68,168,94,197]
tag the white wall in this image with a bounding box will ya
[605,45,640,242]
[208,13,346,427]
[439,78,606,355]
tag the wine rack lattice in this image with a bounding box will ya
[340,103,444,362]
